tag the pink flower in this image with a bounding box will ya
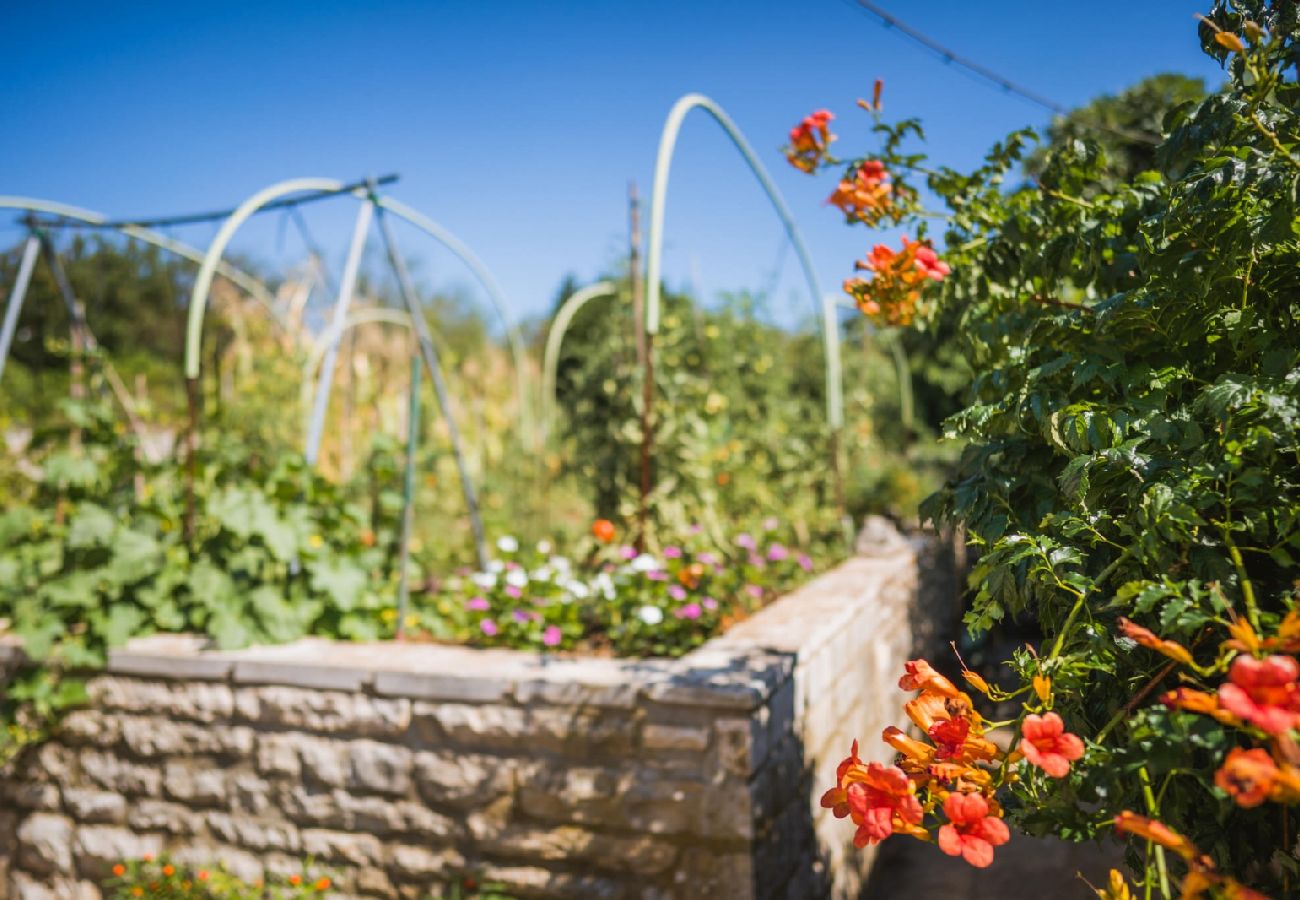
[736,533,756,550]
[767,543,789,562]
[620,545,637,560]
[668,585,687,601]
[466,597,490,611]
[512,609,533,624]
[745,584,764,600]
[480,619,498,636]
[688,523,703,535]
[542,625,562,647]
[698,552,717,566]
[763,516,779,532]
[797,553,814,572]
[505,585,522,599]
[675,603,702,620]
[702,597,718,610]
[663,546,683,559]
[647,570,667,581]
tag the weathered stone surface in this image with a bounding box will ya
[299,737,348,788]
[236,686,410,736]
[347,740,411,796]
[118,716,254,757]
[125,800,193,834]
[61,789,124,825]
[0,784,59,812]
[206,813,301,853]
[80,751,160,796]
[300,829,382,866]
[16,815,72,877]
[413,702,529,750]
[478,825,678,876]
[9,872,98,900]
[161,762,226,805]
[412,750,514,809]
[256,733,301,778]
[388,844,465,878]
[73,825,163,879]
[641,723,710,753]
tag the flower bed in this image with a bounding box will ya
[0,529,952,899]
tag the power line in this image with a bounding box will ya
[839,0,1159,146]
[22,173,400,231]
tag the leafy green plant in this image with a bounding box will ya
[798,2,1300,896]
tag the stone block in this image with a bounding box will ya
[16,815,72,877]
[236,687,410,736]
[413,750,514,809]
[413,703,529,750]
[715,715,770,779]
[388,844,465,879]
[641,724,710,753]
[206,813,301,853]
[300,829,382,866]
[347,740,411,796]
[298,737,348,788]
[125,800,193,834]
[0,783,60,812]
[61,789,125,825]
[162,762,226,805]
[375,670,510,703]
[73,825,163,880]
[80,751,161,797]
[256,733,302,778]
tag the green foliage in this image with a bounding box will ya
[1024,73,1208,188]
[842,4,1298,894]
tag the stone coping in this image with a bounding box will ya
[0,549,910,713]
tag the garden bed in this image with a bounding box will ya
[0,530,952,899]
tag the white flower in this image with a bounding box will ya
[593,573,615,599]
[536,540,552,554]
[505,569,528,588]
[531,567,554,582]
[487,559,505,574]
[567,581,591,599]
[549,555,572,573]
[472,572,497,589]
[631,553,658,572]
[497,535,519,553]
[638,605,664,625]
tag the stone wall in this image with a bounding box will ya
[0,538,932,899]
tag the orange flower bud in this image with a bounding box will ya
[962,669,993,697]
[1215,31,1246,52]
[1033,674,1052,704]
[1117,617,1194,665]
[1113,812,1200,860]
[1243,21,1265,42]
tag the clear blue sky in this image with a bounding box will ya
[0,1,1224,331]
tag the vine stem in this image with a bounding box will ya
[1140,767,1171,899]
[1094,659,1180,745]
[1048,549,1131,661]
[1223,530,1261,630]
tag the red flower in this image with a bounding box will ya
[937,792,1010,867]
[899,658,962,698]
[786,110,836,173]
[1215,747,1278,807]
[592,519,616,543]
[819,740,923,847]
[928,717,971,760]
[1018,712,1085,778]
[904,237,951,280]
[1218,654,1300,735]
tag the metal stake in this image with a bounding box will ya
[395,352,422,640]
[374,203,489,570]
[0,234,40,386]
[304,199,374,467]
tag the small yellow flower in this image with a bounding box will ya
[308,534,324,549]
[1095,869,1133,900]
[1033,674,1052,704]
[381,609,398,624]
[1214,31,1245,52]
[404,614,419,629]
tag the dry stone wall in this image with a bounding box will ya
[0,535,937,899]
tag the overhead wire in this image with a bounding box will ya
[838,0,1160,146]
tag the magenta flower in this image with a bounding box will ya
[668,584,687,601]
[698,551,717,566]
[736,532,756,550]
[663,545,683,559]
[480,619,499,636]
[512,609,532,624]
[797,553,814,572]
[543,625,562,647]
[505,561,521,570]
[702,596,719,610]
[745,584,764,599]
[505,585,522,599]
[767,543,789,562]
[620,545,638,560]
[466,597,490,611]
[675,603,702,620]
[646,570,668,581]
[748,553,766,568]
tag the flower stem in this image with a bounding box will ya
[1140,767,1171,899]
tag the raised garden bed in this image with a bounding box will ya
[0,532,954,899]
